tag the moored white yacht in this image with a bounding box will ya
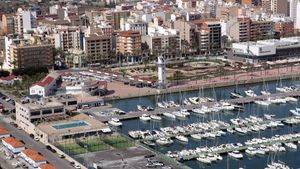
[163,112,176,119]
[140,114,151,121]
[228,151,243,159]
[175,135,188,142]
[245,90,257,97]
[156,137,173,145]
[108,118,122,127]
[150,115,162,120]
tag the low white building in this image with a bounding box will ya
[29,72,61,97]
[2,137,25,154]
[232,37,300,62]
[20,149,46,168]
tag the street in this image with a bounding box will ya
[0,119,74,169]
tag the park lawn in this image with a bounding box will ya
[81,138,110,152]
[57,142,87,155]
[102,135,134,149]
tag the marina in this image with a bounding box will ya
[102,90,300,122]
[107,78,300,169]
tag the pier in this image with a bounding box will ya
[99,91,300,122]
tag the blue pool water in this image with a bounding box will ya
[53,120,88,129]
[109,78,300,169]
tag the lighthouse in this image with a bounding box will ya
[157,55,166,89]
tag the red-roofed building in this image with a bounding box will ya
[20,149,47,167]
[0,125,10,139]
[38,163,56,169]
[2,137,25,153]
[30,72,61,97]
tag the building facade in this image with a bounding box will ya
[83,34,112,64]
[9,43,54,69]
[116,30,141,55]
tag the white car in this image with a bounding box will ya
[74,164,81,169]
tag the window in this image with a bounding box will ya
[42,109,52,115]
[30,111,40,116]
[54,108,63,113]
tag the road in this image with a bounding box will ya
[0,120,74,169]
[0,155,14,169]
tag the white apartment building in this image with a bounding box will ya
[14,8,37,35]
[54,27,82,51]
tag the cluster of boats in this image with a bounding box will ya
[230,85,298,99]
[128,120,229,145]
[227,115,286,135]
[254,96,297,106]
[265,161,290,169]
[155,97,215,109]
[129,114,300,147]
[137,105,154,111]
[166,132,300,164]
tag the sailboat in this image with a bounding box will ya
[231,83,243,98]
[261,80,271,95]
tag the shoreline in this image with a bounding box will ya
[104,66,300,101]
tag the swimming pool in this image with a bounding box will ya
[53,120,88,129]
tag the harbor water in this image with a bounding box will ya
[110,78,300,169]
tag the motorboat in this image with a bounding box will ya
[108,118,122,127]
[290,108,300,116]
[137,105,147,111]
[140,114,151,121]
[163,112,176,119]
[191,133,202,140]
[128,130,142,139]
[175,135,188,142]
[245,90,257,97]
[266,161,290,169]
[156,137,173,145]
[180,109,190,116]
[228,151,243,159]
[284,142,297,149]
[254,100,271,106]
[150,115,162,120]
[192,108,205,115]
[197,154,212,164]
[245,147,257,156]
[172,111,186,118]
[285,97,297,102]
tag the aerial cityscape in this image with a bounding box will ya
[0,0,300,169]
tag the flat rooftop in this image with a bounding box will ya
[37,113,106,138]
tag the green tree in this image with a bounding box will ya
[173,70,184,85]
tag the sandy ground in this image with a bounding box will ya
[104,65,300,99]
[105,81,157,99]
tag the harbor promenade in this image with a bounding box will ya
[99,91,300,122]
[104,65,300,100]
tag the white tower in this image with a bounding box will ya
[157,55,166,89]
